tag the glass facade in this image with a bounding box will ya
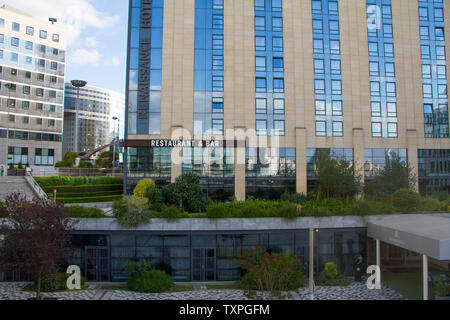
[418,149,450,194]
[312,0,343,137]
[366,0,398,138]
[194,0,224,135]
[127,0,164,135]
[418,0,449,138]
[246,147,296,198]
[62,228,366,282]
[364,148,407,179]
[254,0,286,136]
[127,147,171,178]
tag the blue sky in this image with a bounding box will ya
[4,0,129,94]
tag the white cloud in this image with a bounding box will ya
[69,48,101,66]
[105,57,121,66]
[85,37,98,48]
[2,0,120,44]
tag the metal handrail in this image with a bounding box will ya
[24,172,49,201]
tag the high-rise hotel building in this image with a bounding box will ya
[0,5,66,169]
[125,0,450,198]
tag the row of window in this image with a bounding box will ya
[256,77,284,93]
[4,98,59,113]
[4,19,60,42]
[0,67,61,84]
[2,83,59,98]
[6,146,55,166]
[4,114,57,127]
[0,49,61,70]
[256,119,285,136]
[2,34,62,56]
[316,120,343,137]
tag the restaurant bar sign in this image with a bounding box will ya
[137,0,152,132]
[125,139,244,148]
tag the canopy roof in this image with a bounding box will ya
[368,214,450,260]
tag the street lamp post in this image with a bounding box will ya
[112,116,118,176]
[70,80,87,154]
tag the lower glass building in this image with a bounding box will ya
[1,227,367,282]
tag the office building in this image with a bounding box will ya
[0,5,66,168]
[63,83,125,155]
[124,0,449,198]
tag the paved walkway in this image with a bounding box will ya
[0,177,36,201]
[0,281,406,300]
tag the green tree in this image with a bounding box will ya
[314,150,362,199]
[364,155,417,198]
[162,173,207,213]
[55,151,78,168]
[78,160,93,168]
[133,179,155,198]
[95,151,118,168]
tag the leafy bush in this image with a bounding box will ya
[433,274,450,297]
[153,205,190,221]
[235,244,305,296]
[276,203,300,220]
[113,196,151,228]
[364,155,417,198]
[348,200,394,216]
[162,173,208,213]
[315,262,350,286]
[125,261,173,293]
[300,198,349,217]
[422,197,441,212]
[206,203,232,219]
[65,206,105,218]
[440,200,450,212]
[34,272,86,292]
[392,189,421,213]
[146,186,164,204]
[57,195,122,204]
[433,190,449,202]
[280,192,308,204]
[133,179,156,198]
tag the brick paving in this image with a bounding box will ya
[0,280,406,300]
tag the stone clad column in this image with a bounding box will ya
[234,127,246,201]
[170,125,184,183]
[407,129,419,192]
[352,128,365,192]
[296,127,307,195]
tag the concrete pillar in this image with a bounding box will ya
[352,128,365,193]
[170,125,184,183]
[296,127,307,195]
[406,129,419,192]
[234,139,246,201]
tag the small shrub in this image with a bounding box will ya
[433,274,450,297]
[440,200,450,212]
[113,196,152,228]
[280,192,308,204]
[392,189,421,213]
[154,205,190,221]
[434,190,449,202]
[315,262,350,286]
[66,206,105,218]
[133,179,156,198]
[125,261,173,293]
[206,203,231,219]
[276,203,299,220]
[146,186,164,204]
[35,272,86,292]
[348,200,374,216]
[235,244,306,296]
[422,197,441,212]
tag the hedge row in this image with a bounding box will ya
[41,184,123,194]
[57,195,123,204]
[35,176,123,187]
[52,190,123,199]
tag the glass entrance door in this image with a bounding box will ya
[192,248,216,281]
[85,247,110,282]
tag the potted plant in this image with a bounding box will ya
[433,274,450,300]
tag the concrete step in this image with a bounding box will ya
[0,176,36,201]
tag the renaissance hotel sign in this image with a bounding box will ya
[137,0,152,133]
